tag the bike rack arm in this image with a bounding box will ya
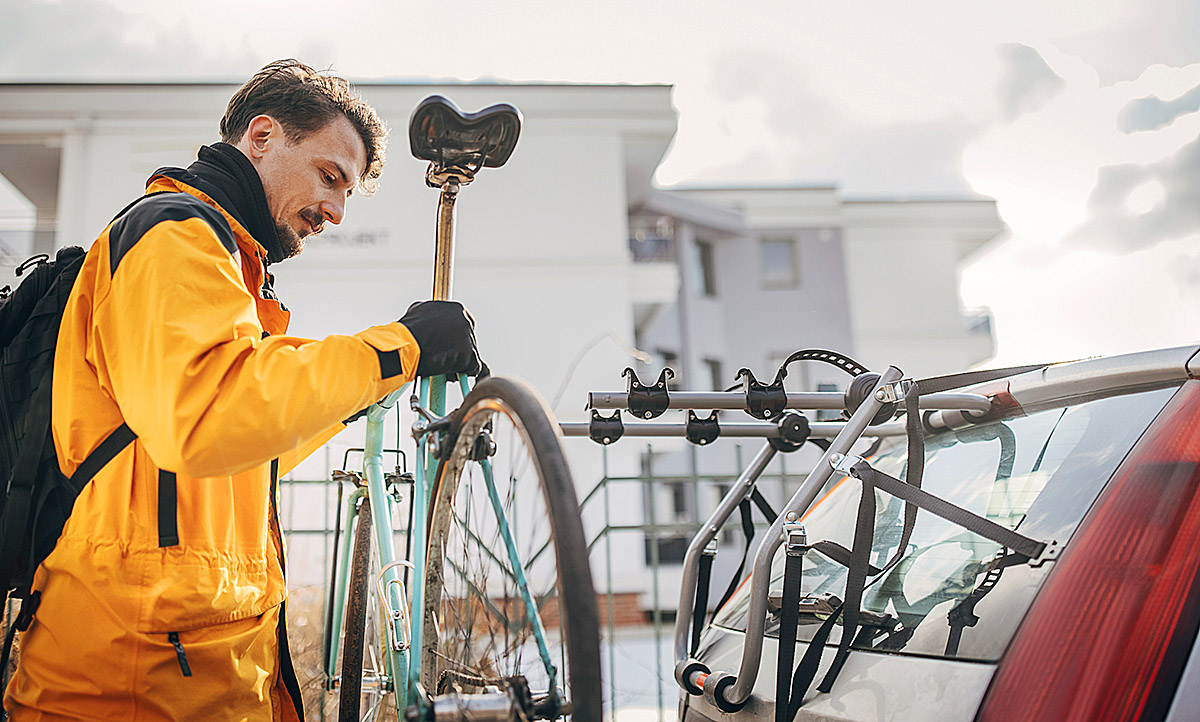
[705,366,904,709]
[586,390,991,415]
[560,420,907,439]
[673,443,778,665]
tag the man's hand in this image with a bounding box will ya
[399,300,484,378]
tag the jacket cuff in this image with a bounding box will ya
[354,323,420,381]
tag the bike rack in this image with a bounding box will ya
[567,364,999,711]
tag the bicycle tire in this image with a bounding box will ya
[338,500,398,721]
[421,376,602,721]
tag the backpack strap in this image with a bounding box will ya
[66,423,136,494]
[157,470,178,548]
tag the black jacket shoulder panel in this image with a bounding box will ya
[108,193,237,276]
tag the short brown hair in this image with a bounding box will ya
[221,59,388,193]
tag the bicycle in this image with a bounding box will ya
[322,95,602,722]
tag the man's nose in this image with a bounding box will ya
[322,194,346,225]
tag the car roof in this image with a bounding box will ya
[993,344,1200,410]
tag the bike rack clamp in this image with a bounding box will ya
[686,410,720,445]
[624,367,673,419]
[737,368,788,420]
[588,409,624,445]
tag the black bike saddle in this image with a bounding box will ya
[408,95,522,169]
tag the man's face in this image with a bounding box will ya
[243,115,367,260]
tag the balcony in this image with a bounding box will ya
[964,307,996,367]
[629,234,675,263]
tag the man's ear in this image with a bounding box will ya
[242,115,280,160]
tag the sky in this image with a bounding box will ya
[1,0,1198,365]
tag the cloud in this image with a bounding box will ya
[997,44,1066,122]
[1056,0,1200,83]
[661,47,979,196]
[1063,131,1200,253]
[0,0,258,80]
[1118,84,1200,132]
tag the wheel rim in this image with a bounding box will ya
[423,395,572,715]
[337,501,398,722]
[359,554,397,721]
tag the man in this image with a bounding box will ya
[4,59,480,721]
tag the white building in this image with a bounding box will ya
[0,81,1002,611]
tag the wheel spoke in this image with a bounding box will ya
[421,378,600,720]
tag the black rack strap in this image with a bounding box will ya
[691,550,713,654]
[944,550,1027,657]
[785,604,841,720]
[817,462,877,694]
[914,363,1049,395]
[848,461,1045,560]
[776,349,869,381]
[775,547,805,722]
[749,487,777,524]
[715,499,757,612]
[809,541,881,577]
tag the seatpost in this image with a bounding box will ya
[432,179,460,302]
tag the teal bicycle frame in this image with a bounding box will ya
[323,173,559,717]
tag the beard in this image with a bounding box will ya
[273,220,306,261]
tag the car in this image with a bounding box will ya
[680,344,1200,722]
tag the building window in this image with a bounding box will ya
[641,454,695,565]
[817,382,841,421]
[759,236,799,289]
[693,239,717,297]
[703,358,725,391]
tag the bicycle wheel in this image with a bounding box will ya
[421,376,601,721]
[338,499,398,721]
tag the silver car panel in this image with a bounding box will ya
[1006,344,1198,408]
[684,626,994,722]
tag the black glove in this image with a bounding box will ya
[399,300,483,378]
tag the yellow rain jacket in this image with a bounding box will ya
[5,173,419,721]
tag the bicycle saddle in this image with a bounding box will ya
[408,94,522,170]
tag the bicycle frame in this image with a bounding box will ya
[324,157,560,718]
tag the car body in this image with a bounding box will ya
[682,345,1200,722]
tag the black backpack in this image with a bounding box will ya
[0,247,136,662]
[1,245,135,592]
[0,195,160,685]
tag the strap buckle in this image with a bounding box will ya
[873,379,914,405]
[828,453,864,474]
[782,511,808,556]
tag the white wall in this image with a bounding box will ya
[0,81,676,590]
[842,200,1004,376]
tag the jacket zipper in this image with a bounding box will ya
[168,632,193,677]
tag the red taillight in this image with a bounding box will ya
[977,381,1200,722]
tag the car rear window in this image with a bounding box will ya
[709,384,1179,661]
